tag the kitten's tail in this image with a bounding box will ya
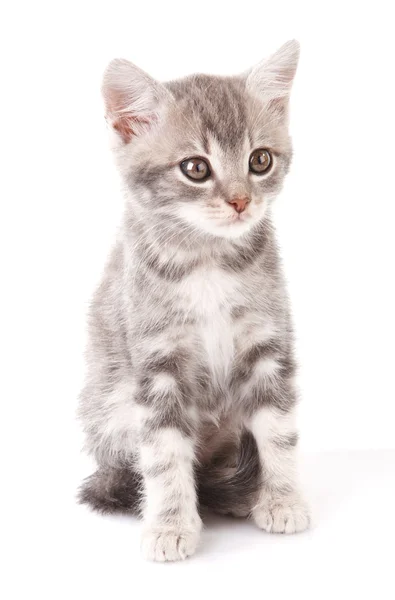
[78,466,142,514]
[196,429,261,516]
[78,430,260,516]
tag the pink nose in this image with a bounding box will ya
[227,196,250,213]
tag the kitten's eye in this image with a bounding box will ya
[249,148,272,174]
[180,157,211,182]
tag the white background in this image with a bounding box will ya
[1,1,394,599]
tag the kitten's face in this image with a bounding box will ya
[103,42,299,240]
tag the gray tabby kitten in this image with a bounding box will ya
[79,39,310,561]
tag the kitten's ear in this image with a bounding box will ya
[246,40,300,102]
[102,59,169,144]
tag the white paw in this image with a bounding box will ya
[253,494,310,534]
[141,526,201,562]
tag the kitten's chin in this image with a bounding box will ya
[211,218,256,239]
[193,216,256,239]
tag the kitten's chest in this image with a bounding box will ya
[179,268,241,382]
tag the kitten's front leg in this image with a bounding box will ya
[249,405,310,533]
[137,356,202,561]
[237,344,310,533]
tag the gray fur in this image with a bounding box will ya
[78,40,309,561]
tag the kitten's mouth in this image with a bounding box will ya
[227,212,250,224]
[215,213,251,231]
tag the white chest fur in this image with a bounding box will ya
[179,268,240,384]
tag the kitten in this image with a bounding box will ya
[78,39,310,561]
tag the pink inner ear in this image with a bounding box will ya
[112,113,138,143]
[106,88,152,144]
[112,114,134,143]
[112,113,153,143]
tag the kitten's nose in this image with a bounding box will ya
[227,196,250,213]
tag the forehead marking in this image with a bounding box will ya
[167,75,247,151]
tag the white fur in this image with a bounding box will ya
[236,320,279,352]
[150,373,178,396]
[107,60,156,114]
[140,429,196,512]
[238,358,282,402]
[177,201,256,239]
[250,406,298,483]
[138,334,179,356]
[253,493,310,534]
[255,357,281,379]
[141,528,201,562]
[247,40,300,102]
[140,428,202,561]
[179,267,241,385]
[249,406,310,533]
[93,380,145,460]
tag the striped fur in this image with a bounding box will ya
[78,40,310,562]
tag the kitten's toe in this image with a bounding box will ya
[141,526,201,562]
[253,493,310,534]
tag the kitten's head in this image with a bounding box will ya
[103,41,299,240]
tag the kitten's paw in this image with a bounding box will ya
[141,526,201,562]
[253,494,310,534]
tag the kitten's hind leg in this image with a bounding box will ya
[78,465,142,514]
